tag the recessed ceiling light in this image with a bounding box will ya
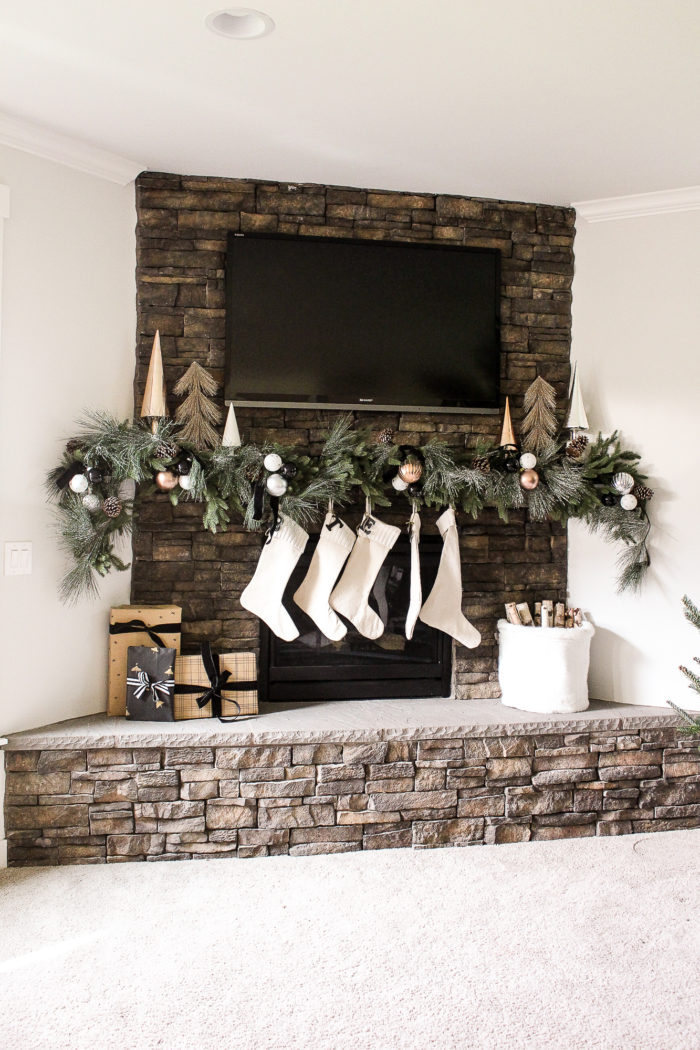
[206,8,275,40]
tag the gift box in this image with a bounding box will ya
[108,605,182,716]
[174,643,258,720]
[125,645,176,722]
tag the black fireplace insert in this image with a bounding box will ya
[259,534,452,701]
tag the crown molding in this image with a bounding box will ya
[574,185,700,223]
[0,112,143,186]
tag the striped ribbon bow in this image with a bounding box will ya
[126,669,172,703]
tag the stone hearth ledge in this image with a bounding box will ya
[4,698,679,750]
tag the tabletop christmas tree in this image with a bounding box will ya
[521,375,558,453]
[668,595,700,740]
[173,361,222,450]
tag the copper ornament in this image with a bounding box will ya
[398,459,423,484]
[519,468,539,490]
[155,470,179,491]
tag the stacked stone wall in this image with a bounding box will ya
[6,727,699,864]
[131,173,574,697]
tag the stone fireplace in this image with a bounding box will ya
[130,172,573,698]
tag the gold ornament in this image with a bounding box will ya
[155,469,179,491]
[519,468,539,490]
[398,459,423,484]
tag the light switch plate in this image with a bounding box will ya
[4,541,32,575]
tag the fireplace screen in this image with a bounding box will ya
[259,534,452,701]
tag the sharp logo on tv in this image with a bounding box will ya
[224,232,501,414]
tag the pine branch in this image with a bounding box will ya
[682,594,700,631]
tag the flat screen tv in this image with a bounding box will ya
[224,232,501,414]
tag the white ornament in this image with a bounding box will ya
[519,452,537,470]
[69,472,89,493]
[179,474,193,491]
[620,493,638,511]
[266,473,288,497]
[612,472,634,494]
[82,492,101,513]
[391,475,409,491]
[264,453,283,473]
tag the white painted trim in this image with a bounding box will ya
[0,111,143,186]
[573,185,700,223]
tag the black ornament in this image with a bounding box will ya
[601,493,617,507]
[86,467,104,484]
[505,457,520,473]
[280,463,297,480]
[407,482,423,496]
[175,456,193,477]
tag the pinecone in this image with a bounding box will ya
[632,483,654,502]
[566,434,589,459]
[376,427,394,445]
[102,496,123,519]
[472,455,491,475]
[65,439,82,455]
[155,440,179,461]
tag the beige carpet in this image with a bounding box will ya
[1,831,699,1050]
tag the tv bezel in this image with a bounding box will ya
[224,231,502,415]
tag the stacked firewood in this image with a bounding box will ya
[504,601,584,629]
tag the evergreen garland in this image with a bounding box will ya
[47,411,656,602]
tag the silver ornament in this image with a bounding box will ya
[263,453,283,473]
[391,475,409,491]
[620,493,638,511]
[612,472,634,494]
[519,452,537,470]
[266,473,288,497]
[179,474,193,491]
[69,472,89,494]
[82,492,101,513]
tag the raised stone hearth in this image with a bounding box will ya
[4,700,698,865]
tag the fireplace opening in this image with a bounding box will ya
[259,534,452,701]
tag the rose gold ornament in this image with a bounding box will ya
[155,470,179,491]
[398,459,423,484]
[519,468,539,490]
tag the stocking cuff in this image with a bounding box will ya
[435,507,457,537]
[359,516,401,550]
[322,513,355,551]
[274,515,309,554]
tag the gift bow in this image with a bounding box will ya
[110,618,180,647]
[126,669,172,703]
[197,642,241,718]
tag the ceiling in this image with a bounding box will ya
[0,0,698,205]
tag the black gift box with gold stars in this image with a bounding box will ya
[125,645,176,722]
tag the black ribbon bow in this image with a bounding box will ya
[126,669,172,704]
[109,619,181,647]
[174,642,242,722]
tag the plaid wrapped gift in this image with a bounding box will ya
[125,645,176,722]
[174,643,257,721]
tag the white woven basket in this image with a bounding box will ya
[497,619,594,714]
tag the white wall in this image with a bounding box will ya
[0,146,136,739]
[569,208,700,708]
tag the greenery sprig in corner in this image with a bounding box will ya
[668,595,700,740]
[47,410,656,602]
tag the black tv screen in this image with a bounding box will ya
[224,232,501,413]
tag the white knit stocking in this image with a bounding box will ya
[293,512,355,640]
[240,515,309,642]
[419,507,481,649]
[330,514,401,640]
[405,507,422,640]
